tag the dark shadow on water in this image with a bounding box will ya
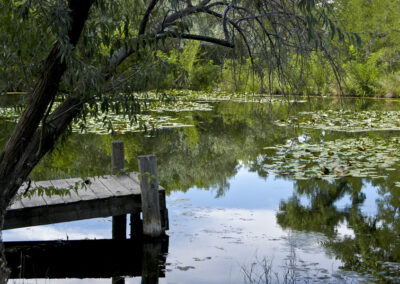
[5,236,169,282]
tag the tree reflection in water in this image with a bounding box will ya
[3,98,400,281]
[277,177,400,282]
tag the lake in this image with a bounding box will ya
[1,94,400,283]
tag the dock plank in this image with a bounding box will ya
[4,172,167,230]
[112,175,141,195]
[4,194,142,230]
[34,181,65,205]
[65,179,97,201]
[99,175,132,196]
[129,172,140,183]
[9,199,23,210]
[87,177,115,199]
[50,179,81,203]
[19,183,47,208]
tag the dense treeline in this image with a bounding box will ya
[1,0,399,97]
[99,0,400,97]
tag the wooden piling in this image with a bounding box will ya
[112,141,127,240]
[111,141,125,175]
[138,155,163,237]
[130,210,143,237]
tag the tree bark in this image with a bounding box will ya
[0,1,94,282]
[0,1,237,281]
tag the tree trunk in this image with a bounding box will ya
[0,1,94,282]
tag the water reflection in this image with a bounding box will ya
[6,237,168,283]
[277,177,400,282]
[3,98,400,282]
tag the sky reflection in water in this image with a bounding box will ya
[3,98,397,283]
[4,166,373,283]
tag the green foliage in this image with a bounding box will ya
[343,46,387,96]
[381,71,400,97]
[155,42,220,91]
[219,58,264,94]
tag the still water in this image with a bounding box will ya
[2,96,400,283]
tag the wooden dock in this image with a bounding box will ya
[4,173,168,232]
[4,141,169,238]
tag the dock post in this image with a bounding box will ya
[130,209,143,237]
[138,155,163,237]
[111,141,127,240]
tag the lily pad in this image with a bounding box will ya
[265,137,400,180]
[276,110,400,132]
[135,89,306,104]
[0,99,211,134]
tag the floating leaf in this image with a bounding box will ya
[264,137,400,180]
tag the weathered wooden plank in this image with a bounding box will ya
[5,171,168,231]
[112,174,141,195]
[8,199,24,210]
[4,194,142,230]
[34,180,65,205]
[138,155,163,237]
[129,172,140,183]
[49,179,83,222]
[64,179,97,201]
[88,177,115,199]
[8,187,27,210]
[50,179,82,203]
[19,182,48,208]
[99,175,132,196]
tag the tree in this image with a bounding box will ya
[0,0,347,280]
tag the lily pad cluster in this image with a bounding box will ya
[276,110,400,132]
[136,89,306,104]
[263,137,400,180]
[0,99,212,134]
[148,100,213,112]
[75,113,192,135]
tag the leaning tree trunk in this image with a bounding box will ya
[0,1,94,282]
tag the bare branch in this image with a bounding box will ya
[163,33,234,48]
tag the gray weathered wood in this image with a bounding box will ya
[65,179,97,201]
[138,155,163,237]
[112,141,125,175]
[112,175,141,195]
[4,173,167,231]
[4,191,142,230]
[8,198,23,210]
[50,179,81,203]
[88,178,115,199]
[101,176,132,196]
[35,180,66,205]
[19,182,48,208]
